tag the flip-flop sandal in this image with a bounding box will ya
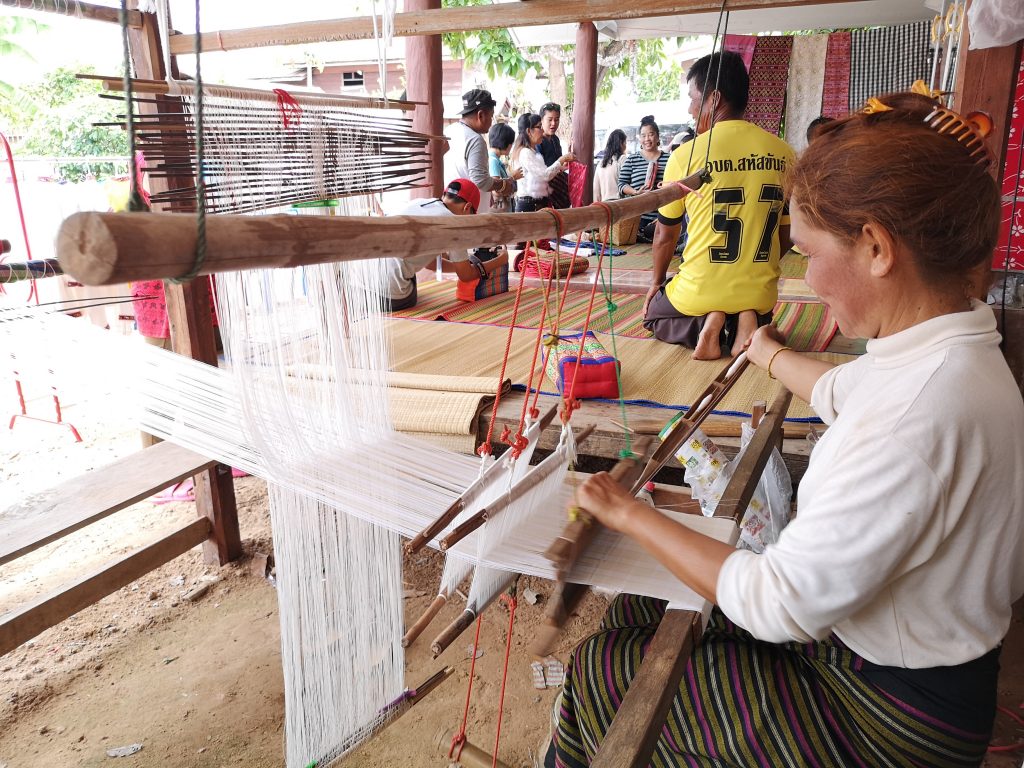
[151,477,196,504]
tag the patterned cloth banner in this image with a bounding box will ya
[746,36,794,135]
[785,34,830,152]
[821,31,852,119]
[849,22,933,113]
[996,46,1024,273]
[724,34,756,71]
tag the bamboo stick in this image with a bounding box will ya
[57,171,706,285]
[82,74,420,112]
[405,404,559,555]
[437,424,596,552]
[434,728,513,768]
[402,593,447,648]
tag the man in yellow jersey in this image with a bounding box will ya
[643,52,795,360]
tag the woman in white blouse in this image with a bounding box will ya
[593,129,627,202]
[511,112,574,213]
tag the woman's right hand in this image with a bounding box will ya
[744,324,788,370]
[560,153,576,165]
[576,472,640,533]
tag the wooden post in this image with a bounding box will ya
[405,0,444,198]
[129,4,241,566]
[951,2,1022,180]
[571,22,599,207]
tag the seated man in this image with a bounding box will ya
[643,52,795,359]
[381,178,508,311]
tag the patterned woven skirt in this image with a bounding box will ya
[553,595,1000,768]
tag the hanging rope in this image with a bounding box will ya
[490,590,518,767]
[449,613,486,762]
[170,0,207,284]
[119,0,147,214]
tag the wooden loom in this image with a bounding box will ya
[5,1,1021,766]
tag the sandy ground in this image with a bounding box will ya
[1,384,1022,767]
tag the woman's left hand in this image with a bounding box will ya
[577,472,643,533]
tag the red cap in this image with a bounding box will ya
[444,178,481,212]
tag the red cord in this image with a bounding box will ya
[272,88,303,128]
[450,613,485,759]
[480,244,533,456]
[561,202,615,416]
[490,593,518,767]
[987,704,1024,753]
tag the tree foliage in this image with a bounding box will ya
[441,0,540,81]
[0,66,129,181]
[0,15,44,101]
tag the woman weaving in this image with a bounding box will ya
[547,90,1024,767]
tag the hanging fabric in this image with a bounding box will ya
[723,33,756,71]
[785,34,829,152]
[821,31,852,119]
[745,36,794,136]
[848,22,933,113]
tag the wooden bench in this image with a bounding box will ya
[0,441,240,656]
[591,388,793,768]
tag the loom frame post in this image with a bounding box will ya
[128,3,242,567]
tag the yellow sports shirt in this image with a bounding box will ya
[659,120,795,316]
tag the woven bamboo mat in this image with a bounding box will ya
[386,318,852,420]
[780,249,808,278]
[388,280,836,353]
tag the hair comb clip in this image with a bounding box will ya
[923,105,995,168]
[861,97,893,115]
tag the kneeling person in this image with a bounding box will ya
[382,178,508,310]
[643,52,795,359]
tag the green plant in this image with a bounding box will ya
[0,66,129,181]
[442,0,540,81]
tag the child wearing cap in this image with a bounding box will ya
[378,179,508,310]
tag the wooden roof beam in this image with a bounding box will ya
[168,0,864,55]
[4,0,142,27]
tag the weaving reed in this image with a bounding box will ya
[110,84,432,214]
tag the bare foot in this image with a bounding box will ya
[693,312,725,360]
[731,310,758,357]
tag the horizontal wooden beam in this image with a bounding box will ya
[4,0,142,27]
[0,442,216,567]
[57,172,705,285]
[168,0,863,54]
[0,518,211,657]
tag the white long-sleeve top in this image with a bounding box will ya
[516,146,564,199]
[717,301,1024,668]
[593,156,623,202]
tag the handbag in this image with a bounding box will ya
[455,247,510,302]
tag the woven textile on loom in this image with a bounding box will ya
[386,280,838,353]
[997,46,1024,271]
[822,31,852,119]
[848,21,933,113]
[746,36,794,135]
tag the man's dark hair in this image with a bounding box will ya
[806,115,834,143]
[539,102,561,116]
[488,123,516,151]
[687,51,749,114]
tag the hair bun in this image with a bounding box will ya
[640,115,655,125]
